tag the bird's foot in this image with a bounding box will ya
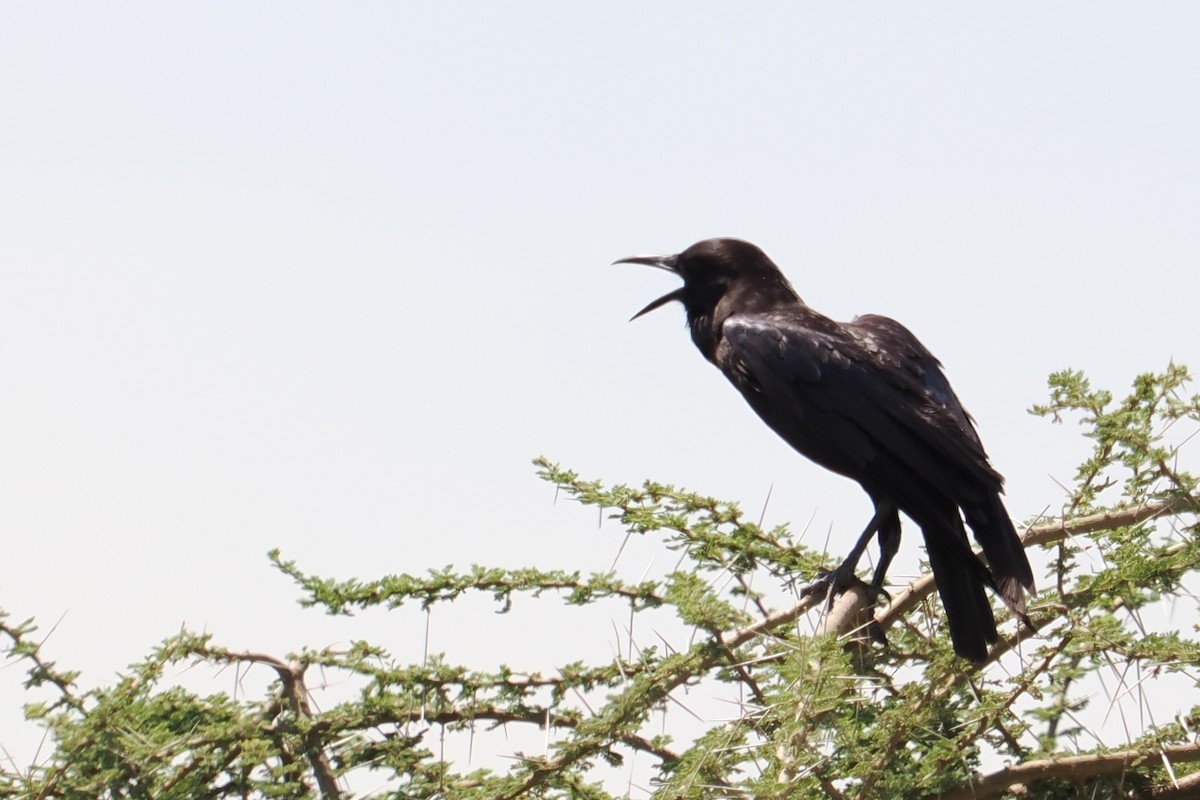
[799,565,872,604]
[801,567,892,623]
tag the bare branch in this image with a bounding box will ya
[1146,767,1200,799]
[814,586,873,641]
[1020,496,1193,548]
[278,662,342,800]
[928,742,1200,800]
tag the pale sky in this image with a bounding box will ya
[1,2,1198,780]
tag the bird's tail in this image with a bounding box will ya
[963,493,1036,622]
[925,525,998,663]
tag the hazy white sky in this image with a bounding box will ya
[1,2,1198,777]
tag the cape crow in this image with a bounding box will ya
[618,237,1034,662]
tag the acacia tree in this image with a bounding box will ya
[2,366,1198,799]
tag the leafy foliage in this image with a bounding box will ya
[2,366,1198,799]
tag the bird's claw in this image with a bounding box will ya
[801,566,864,599]
[798,568,837,602]
[800,567,889,608]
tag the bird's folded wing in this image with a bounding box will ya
[721,314,1002,493]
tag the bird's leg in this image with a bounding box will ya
[859,506,902,647]
[800,503,892,604]
[867,506,901,604]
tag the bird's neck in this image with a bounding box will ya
[687,278,804,362]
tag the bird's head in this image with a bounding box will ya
[616,237,795,322]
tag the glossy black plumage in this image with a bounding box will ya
[619,237,1034,662]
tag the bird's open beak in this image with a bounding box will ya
[614,254,685,320]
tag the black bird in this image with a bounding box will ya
[618,237,1034,662]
